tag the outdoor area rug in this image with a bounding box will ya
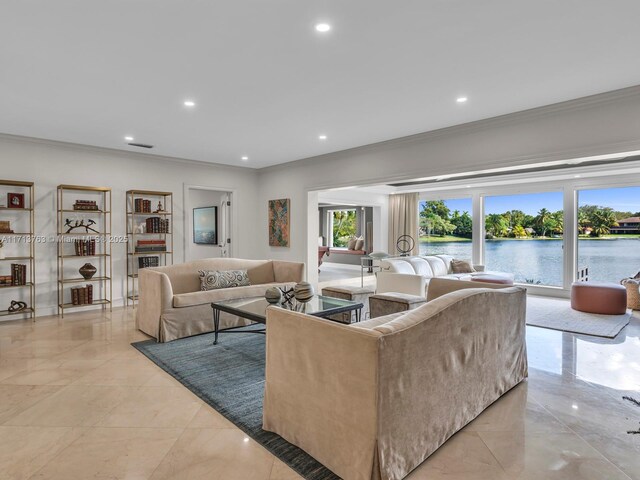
[527,295,632,338]
[132,328,339,480]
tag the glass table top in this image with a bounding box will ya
[212,294,362,321]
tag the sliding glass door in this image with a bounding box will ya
[483,192,564,286]
[577,187,640,282]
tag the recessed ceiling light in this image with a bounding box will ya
[319,134,327,140]
[124,136,134,142]
[183,100,196,107]
[574,174,581,178]
[241,156,249,161]
[572,404,579,410]
[243,437,250,443]
[456,96,468,103]
[315,23,331,33]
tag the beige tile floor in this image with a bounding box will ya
[0,300,638,480]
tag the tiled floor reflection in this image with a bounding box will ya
[0,303,638,479]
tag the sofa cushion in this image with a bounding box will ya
[424,256,449,277]
[405,257,434,277]
[199,269,251,290]
[451,259,476,274]
[173,283,289,308]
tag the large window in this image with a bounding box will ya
[419,198,472,259]
[484,192,563,286]
[330,209,357,247]
[577,187,640,282]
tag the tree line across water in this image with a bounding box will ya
[420,201,638,239]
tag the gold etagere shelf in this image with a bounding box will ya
[0,179,35,320]
[126,190,173,307]
[57,185,112,317]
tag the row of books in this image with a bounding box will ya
[11,264,27,285]
[146,217,170,233]
[74,239,96,256]
[0,264,28,286]
[135,239,166,252]
[73,200,99,211]
[71,284,93,305]
[138,256,159,268]
[134,199,152,213]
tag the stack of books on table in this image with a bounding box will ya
[11,263,27,285]
[71,284,93,305]
[135,240,166,253]
[138,256,160,268]
[134,199,152,213]
[74,239,96,256]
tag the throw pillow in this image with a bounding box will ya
[354,237,365,251]
[199,269,251,291]
[451,259,476,274]
[347,237,357,250]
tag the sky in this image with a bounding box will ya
[423,187,640,216]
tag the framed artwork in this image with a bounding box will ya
[193,206,218,245]
[268,198,290,247]
[8,193,24,209]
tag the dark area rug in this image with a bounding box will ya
[132,328,339,480]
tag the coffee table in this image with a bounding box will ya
[210,295,364,344]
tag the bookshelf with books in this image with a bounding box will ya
[126,190,173,306]
[0,179,35,320]
[57,185,112,317]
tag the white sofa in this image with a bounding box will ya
[263,282,528,480]
[376,254,514,297]
[136,258,304,342]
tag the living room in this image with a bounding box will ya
[1,2,640,480]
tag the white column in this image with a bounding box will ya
[472,193,484,266]
[563,187,577,290]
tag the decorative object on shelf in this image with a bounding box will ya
[265,287,283,304]
[268,198,290,247]
[79,263,97,280]
[7,193,25,209]
[64,218,99,234]
[193,206,217,245]
[278,286,295,306]
[396,234,415,256]
[7,300,27,312]
[293,281,314,303]
[0,221,13,233]
[73,200,99,211]
[154,201,166,213]
[135,223,145,234]
[71,284,93,305]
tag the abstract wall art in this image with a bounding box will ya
[268,198,290,247]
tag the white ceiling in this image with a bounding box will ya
[2,1,640,169]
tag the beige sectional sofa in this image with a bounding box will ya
[263,282,527,480]
[377,254,514,296]
[136,258,304,342]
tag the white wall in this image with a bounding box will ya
[184,188,229,261]
[256,86,640,285]
[0,135,258,318]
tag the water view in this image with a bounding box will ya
[419,238,640,285]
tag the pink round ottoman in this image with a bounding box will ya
[470,274,514,285]
[571,282,627,315]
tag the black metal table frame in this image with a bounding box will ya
[211,299,364,345]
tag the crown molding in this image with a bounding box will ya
[0,132,257,174]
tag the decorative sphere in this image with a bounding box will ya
[265,287,282,304]
[293,281,314,303]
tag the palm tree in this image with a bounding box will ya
[590,208,618,237]
[485,214,508,238]
[534,208,552,237]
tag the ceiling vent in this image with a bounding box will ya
[128,142,154,149]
